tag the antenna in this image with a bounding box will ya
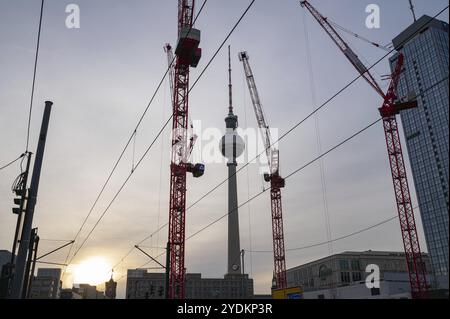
[408,0,417,22]
[228,45,233,114]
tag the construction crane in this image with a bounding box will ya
[300,0,428,298]
[165,43,197,163]
[167,0,204,299]
[239,51,287,289]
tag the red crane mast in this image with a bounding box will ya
[167,0,203,299]
[301,0,428,298]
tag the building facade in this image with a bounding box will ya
[60,288,83,299]
[303,272,412,299]
[0,250,11,270]
[390,15,449,286]
[73,284,106,299]
[29,268,62,299]
[286,251,431,293]
[126,270,253,299]
[0,250,12,298]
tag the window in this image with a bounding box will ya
[352,272,362,282]
[339,260,349,270]
[351,259,361,271]
[340,272,350,284]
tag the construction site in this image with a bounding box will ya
[0,0,448,303]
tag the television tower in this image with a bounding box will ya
[220,46,245,275]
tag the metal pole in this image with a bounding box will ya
[36,240,74,261]
[135,245,165,269]
[26,234,39,299]
[165,242,170,299]
[241,249,245,298]
[10,101,54,298]
[22,228,37,298]
[11,152,32,265]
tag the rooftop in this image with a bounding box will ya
[392,15,449,50]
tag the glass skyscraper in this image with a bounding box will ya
[390,15,449,288]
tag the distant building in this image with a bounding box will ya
[390,15,449,288]
[29,268,62,299]
[105,276,117,299]
[60,288,82,299]
[126,270,253,299]
[73,284,106,299]
[0,250,11,270]
[0,250,12,298]
[286,251,432,298]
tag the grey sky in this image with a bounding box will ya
[1,0,448,298]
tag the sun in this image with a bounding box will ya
[73,257,112,286]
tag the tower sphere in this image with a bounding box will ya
[220,131,245,159]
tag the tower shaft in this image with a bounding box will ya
[227,162,241,274]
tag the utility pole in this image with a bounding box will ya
[10,101,54,299]
[2,152,33,298]
[23,228,39,299]
[11,152,32,265]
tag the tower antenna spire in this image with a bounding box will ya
[228,45,233,114]
[408,0,417,22]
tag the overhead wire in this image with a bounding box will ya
[67,115,173,264]
[249,206,419,253]
[107,4,449,275]
[328,20,391,52]
[183,69,450,247]
[25,0,44,152]
[106,72,450,277]
[249,215,398,253]
[179,5,450,221]
[70,0,255,268]
[185,119,382,242]
[301,6,334,257]
[62,0,210,270]
[0,153,25,171]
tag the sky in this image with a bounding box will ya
[0,0,448,298]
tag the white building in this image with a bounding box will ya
[303,272,414,299]
[286,251,432,299]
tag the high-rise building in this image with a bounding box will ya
[390,15,449,288]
